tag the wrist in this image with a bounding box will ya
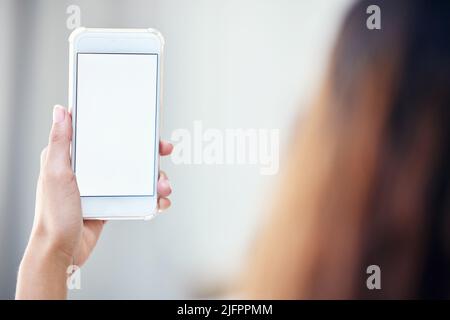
[24,231,74,268]
[29,220,77,259]
[16,233,73,299]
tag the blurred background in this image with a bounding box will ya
[0,0,351,299]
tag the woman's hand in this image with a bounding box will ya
[16,105,173,299]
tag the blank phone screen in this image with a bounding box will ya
[75,53,158,197]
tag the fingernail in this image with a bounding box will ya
[53,105,65,124]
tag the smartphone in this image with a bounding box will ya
[68,28,164,220]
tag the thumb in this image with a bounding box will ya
[45,105,72,173]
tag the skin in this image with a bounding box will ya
[15,105,173,299]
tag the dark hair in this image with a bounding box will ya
[241,0,450,299]
[332,0,450,298]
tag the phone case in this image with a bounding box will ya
[68,28,165,220]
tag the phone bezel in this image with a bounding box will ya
[68,28,164,220]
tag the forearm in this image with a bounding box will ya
[16,234,72,299]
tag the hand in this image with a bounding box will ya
[16,105,173,299]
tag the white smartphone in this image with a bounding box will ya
[68,28,164,220]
